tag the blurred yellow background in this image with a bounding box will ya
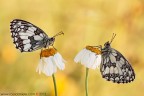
[0,0,144,96]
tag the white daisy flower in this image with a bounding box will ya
[74,46,102,69]
[36,48,65,76]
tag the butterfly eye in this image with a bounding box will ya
[50,37,55,41]
[104,41,110,47]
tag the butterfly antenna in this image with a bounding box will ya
[110,33,116,44]
[53,31,64,38]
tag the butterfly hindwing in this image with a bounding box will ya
[10,19,49,52]
[100,48,135,83]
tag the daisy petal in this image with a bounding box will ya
[44,57,56,76]
[36,59,44,74]
[86,52,96,69]
[92,55,101,69]
[54,53,65,70]
[81,50,90,65]
[74,49,86,63]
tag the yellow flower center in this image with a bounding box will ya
[86,46,101,55]
[40,48,57,57]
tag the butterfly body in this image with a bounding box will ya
[10,19,55,52]
[100,41,135,83]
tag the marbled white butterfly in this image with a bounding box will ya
[100,34,135,83]
[10,19,64,52]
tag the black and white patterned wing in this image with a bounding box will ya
[100,48,135,83]
[10,19,48,52]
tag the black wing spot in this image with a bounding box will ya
[23,26,28,31]
[115,54,121,61]
[34,29,41,35]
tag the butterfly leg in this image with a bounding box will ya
[52,45,57,51]
[96,45,102,50]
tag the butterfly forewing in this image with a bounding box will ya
[100,48,135,83]
[10,19,49,52]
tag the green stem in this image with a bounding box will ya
[85,68,89,96]
[52,74,57,96]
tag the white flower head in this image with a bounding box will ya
[74,46,102,69]
[36,48,65,76]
